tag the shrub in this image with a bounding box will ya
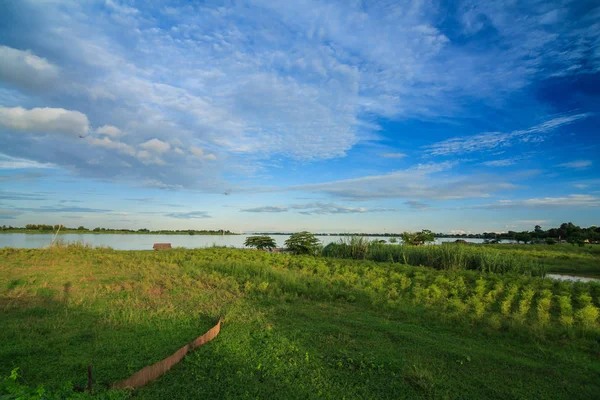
[285,232,321,255]
[556,295,574,328]
[244,235,277,250]
[536,290,552,328]
[514,287,535,324]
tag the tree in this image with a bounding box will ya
[401,229,435,246]
[514,232,532,244]
[389,237,398,243]
[284,231,321,255]
[244,235,277,250]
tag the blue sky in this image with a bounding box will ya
[0,0,599,233]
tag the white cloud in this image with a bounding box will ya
[165,211,211,219]
[573,184,589,189]
[136,150,165,165]
[0,46,59,90]
[275,162,516,201]
[516,220,550,225]
[425,114,590,156]
[190,146,216,161]
[474,195,600,209]
[139,138,170,153]
[481,158,517,167]
[0,154,55,169]
[0,106,89,135]
[190,146,205,157]
[558,160,592,169]
[227,161,523,204]
[142,179,182,189]
[87,137,136,156]
[95,125,122,137]
[241,202,394,215]
[0,1,598,192]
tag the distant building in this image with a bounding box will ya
[153,243,172,250]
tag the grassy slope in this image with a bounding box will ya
[1,247,599,399]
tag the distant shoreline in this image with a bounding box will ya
[0,230,239,235]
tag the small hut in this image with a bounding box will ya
[153,243,172,250]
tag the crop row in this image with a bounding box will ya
[2,246,598,337]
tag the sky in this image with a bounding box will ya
[0,0,599,234]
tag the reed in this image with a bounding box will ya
[322,240,545,276]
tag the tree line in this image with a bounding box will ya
[0,225,236,235]
[445,223,600,244]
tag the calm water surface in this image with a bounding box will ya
[0,233,487,250]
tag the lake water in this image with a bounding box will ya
[546,274,600,283]
[0,233,488,250]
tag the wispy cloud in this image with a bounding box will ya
[0,191,46,201]
[10,206,111,213]
[164,211,211,219]
[280,162,517,201]
[381,153,407,158]
[0,1,596,190]
[557,160,592,169]
[472,195,599,209]
[481,158,518,167]
[516,220,550,225]
[425,114,590,156]
[0,154,55,169]
[242,206,288,213]
[404,200,430,210]
[0,209,23,220]
[241,202,394,215]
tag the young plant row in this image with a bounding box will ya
[3,246,598,338]
[154,248,599,337]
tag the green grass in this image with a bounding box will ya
[1,246,599,399]
[322,240,546,275]
[483,243,600,277]
[322,239,600,278]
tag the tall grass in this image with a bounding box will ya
[322,240,545,276]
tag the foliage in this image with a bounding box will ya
[1,246,599,399]
[1,226,237,235]
[400,230,435,246]
[284,231,321,255]
[1,368,126,399]
[323,240,546,276]
[244,235,277,250]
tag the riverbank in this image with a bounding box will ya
[1,246,599,398]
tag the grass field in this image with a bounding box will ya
[323,239,600,278]
[1,245,599,399]
[484,243,600,277]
